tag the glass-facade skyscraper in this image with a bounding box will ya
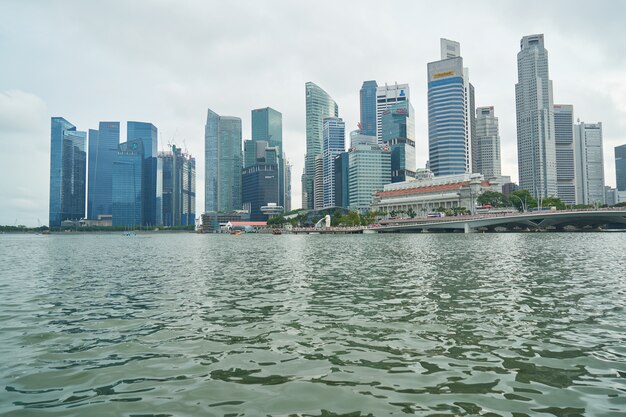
[427,39,474,177]
[375,83,414,144]
[553,105,576,204]
[112,140,144,226]
[205,109,242,212]
[87,122,120,220]
[348,131,391,213]
[127,121,158,225]
[242,141,279,221]
[158,145,196,226]
[322,117,345,208]
[303,82,338,209]
[49,117,86,227]
[381,102,416,183]
[515,34,557,198]
[359,80,378,137]
[251,107,287,208]
[616,144,626,191]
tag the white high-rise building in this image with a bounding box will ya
[575,121,605,205]
[375,83,414,143]
[515,34,557,198]
[474,106,501,178]
[554,105,576,205]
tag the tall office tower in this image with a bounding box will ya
[615,145,626,191]
[375,83,415,144]
[553,105,576,204]
[348,131,391,213]
[427,39,474,176]
[314,155,324,210]
[515,34,557,198]
[322,117,346,208]
[205,109,242,212]
[359,80,378,137]
[158,145,196,226]
[87,122,119,220]
[284,159,292,212]
[127,121,158,226]
[112,139,144,226]
[49,117,87,227]
[303,82,338,209]
[474,106,501,179]
[381,102,416,183]
[251,107,287,207]
[334,152,350,208]
[242,141,279,221]
[575,122,605,205]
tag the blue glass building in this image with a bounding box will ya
[381,102,416,183]
[427,57,467,176]
[322,117,345,208]
[112,140,144,226]
[333,152,350,208]
[49,117,87,227]
[205,109,242,212]
[251,107,286,208]
[359,80,378,137]
[242,141,279,221]
[158,145,196,226]
[127,121,158,226]
[87,122,120,219]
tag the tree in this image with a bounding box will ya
[267,216,286,227]
[361,210,376,226]
[541,197,566,210]
[331,209,344,226]
[345,210,361,226]
[510,189,537,212]
[477,191,508,207]
[407,207,416,218]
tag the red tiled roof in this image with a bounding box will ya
[230,221,267,226]
[377,182,467,197]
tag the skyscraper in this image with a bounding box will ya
[427,39,474,177]
[553,105,576,204]
[616,144,626,191]
[205,109,242,212]
[242,141,279,221]
[87,122,120,220]
[49,117,86,227]
[158,145,196,226]
[304,82,338,209]
[575,122,605,205]
[112,140,144,226]
[334,152,350,208]
[474,106,501,179]
[375,83,414,144]
[515,34,557,198]
[322,117,345,208]
[251,107,287,208]
[381,102,416,183]
[127,121,158,225]
[359,80,378,137]
[348,131,391,213]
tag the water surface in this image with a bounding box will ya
[1,232,625,416]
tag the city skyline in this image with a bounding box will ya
[2,1,626,226]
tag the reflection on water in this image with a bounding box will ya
[1,233,625,416]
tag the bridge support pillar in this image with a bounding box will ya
[464,223,473,234]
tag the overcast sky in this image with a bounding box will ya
[1,0,625,226]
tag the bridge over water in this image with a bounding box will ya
[372,210,626,233]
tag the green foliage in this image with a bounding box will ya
[407,207,416,218]
[267,216,286,227]
[345,211,361,226]
[613,202,626,207]
[540,197,566,210]
[360,211,376,226]
[477,191,509,207]
[509,189,537,211]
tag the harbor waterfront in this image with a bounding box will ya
[1,233,625,416]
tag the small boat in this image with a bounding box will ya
[230,230,242,235]
[272,229,282,235]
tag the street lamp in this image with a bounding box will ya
[510,194,526,213]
